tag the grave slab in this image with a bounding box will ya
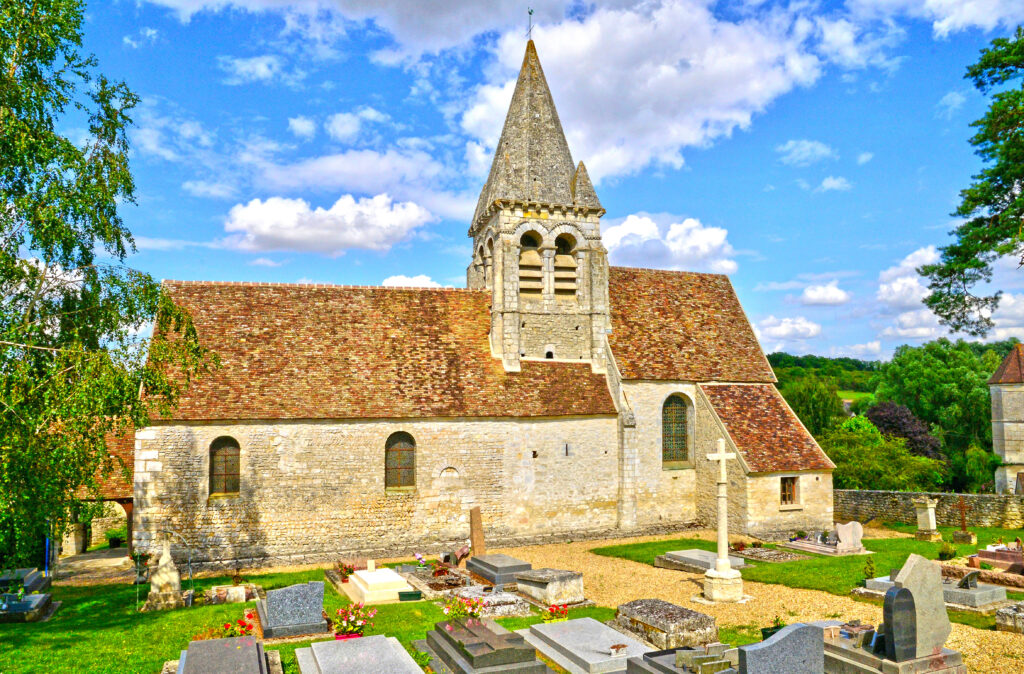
[515,568,585,605]
[612,599,717,650]
[864,575,1007,608]
[295,634,422,674]
[624,648,736,674]
[996,602,1024,634]
[344,567,414,604]
[467,554,532,586]
[0,593,57,623]
[0,568,50,595]
[654,550,746,573]
[738,623,823,674]
[178,635,270,674]
[518,617,646,674]
[415,617,548,673]
[256,581,330,639]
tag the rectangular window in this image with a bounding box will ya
[210,447,240,494]
[780,476,797,506]
[385,447,415,488]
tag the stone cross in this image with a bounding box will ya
[707,438,737,573]
[956,496,972,532]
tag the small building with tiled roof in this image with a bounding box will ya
[133,41,833,565]
[990,343,1024,493]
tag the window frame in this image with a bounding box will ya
[661,394,693,470]
[780,476,800,509]
[209,436,241,497]
[385,432,416,491]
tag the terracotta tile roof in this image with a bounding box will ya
[159,282,616,420]
[700,384,833,473]
[608,267,775,382]
[96,432,133,500]
[989,343,1024,384]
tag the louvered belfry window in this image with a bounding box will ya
[385,432,416,488]
[662,395,689,466]
[210,436,240,495]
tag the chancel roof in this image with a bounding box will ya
[157,281,617,421]
[608,267,775,382]
[471,41,602,229]
[701,384,834,473]
[989,343,1024,385]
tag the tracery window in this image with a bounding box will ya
[385,432,416,488]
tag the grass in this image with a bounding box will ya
[836,390,872,401]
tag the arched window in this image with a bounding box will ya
[518,232,543,298]
[385,432,416,488]
[553,234,577,299]
[662,395,690,467]
[210,436,240,495]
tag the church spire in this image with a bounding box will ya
[471,41,601,230]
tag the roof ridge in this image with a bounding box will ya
[608,265,729,279]
[161,280,486,292]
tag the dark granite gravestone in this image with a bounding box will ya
[613,599,717,649]
[737,623,823,674]
[466,554,531,586]
[883,587,917,662]
[0,593,56,624]
[415,616,547,673]
[0,568,49,595]
[255,581,330,639]
[295,634,423,673]
[179,636,269,674]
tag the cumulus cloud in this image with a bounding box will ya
[816,176,853,192]
[800,280,851,305]
[849,0,1024,38]
[876,245,938,310]
[935,90,966,119]
[776,139,838,166]
[857,152,874,165]
[880,308,943,340]
[603,214,738,274]
[288,116,316,139]
[218,55,302,85]
[814,17,903,70]
[123,27,159,49]
[381,274,442,287]
[249,257,284,267]
[222,193,433,255]
[759,315,823,339]
[831,341,882,357]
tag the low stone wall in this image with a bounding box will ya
[834,490,1024,529]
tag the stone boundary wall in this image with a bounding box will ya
[834,490,1024,529]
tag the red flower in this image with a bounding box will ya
[223,623,231,630]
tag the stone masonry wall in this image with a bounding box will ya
[834,490,1024,528]
[992,383,1024,493]
[745,473,833,540]
[134,416,625,567]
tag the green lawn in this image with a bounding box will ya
[0,567,608,674]
[836,390,872,401]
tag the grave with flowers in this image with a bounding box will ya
[327,602,377,640]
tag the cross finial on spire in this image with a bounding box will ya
[527,8,534,40]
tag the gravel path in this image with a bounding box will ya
[493,531,1024,674]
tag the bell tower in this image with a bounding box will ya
[466,41,610,373]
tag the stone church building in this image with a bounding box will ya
[133,42,834,566]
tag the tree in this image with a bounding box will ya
[820,417,946,492]
[778,375,845,436]
[865,402,942,460]
[921,28,1024,335]
[1,1,212,567]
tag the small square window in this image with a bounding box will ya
[781,476,798,506]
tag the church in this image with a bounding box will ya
[132,42,834,566]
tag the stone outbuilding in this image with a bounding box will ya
[132,41,834,567]
[990,343,1024,493]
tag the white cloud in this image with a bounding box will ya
[381,274,442,288]
[831,341,882,357]
[816,176,853,192]
[801,281,851,305]
[603,214,738,274]
[776,139,838,167]
[182,180,235,198]
[875,245,939,311]
[759,315,823,339]
[222,193,433,255]
[850,0,1024,38]
[814,17,903,70]
[249,257,284,267]
[287,116,316,139]
[123,27,159,49]
[880,308,943,340]
[857,152,874,165]
[325,107,389,142]
[935,90,966,119]
[218,55,301,85]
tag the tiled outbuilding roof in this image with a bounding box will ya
[989,343,1024,385]
[95,432,134,500]
[158,282,617,421]
[608,267,775,382]
[700,384,834,473]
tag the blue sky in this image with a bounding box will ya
[82,1,1024,359]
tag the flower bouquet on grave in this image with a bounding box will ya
[221,609,257,638]
[430,560,451,577]
[331,603,377,639]
[337,561,355,582]
[442,596,487,624]
[542,604,569,623]
[414,552,428,569]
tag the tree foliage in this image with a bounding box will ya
[864,401,942,460]
[820,417,946,492]
[779,375,846,436]
[1,1,212,567]
[921,27,1024,335]
[768,352,878,392]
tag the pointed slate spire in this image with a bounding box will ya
[571,160,602,210]
[472,41,594,227]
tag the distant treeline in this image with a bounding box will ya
[767,352,879,392]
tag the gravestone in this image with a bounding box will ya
[834,522,867,554]
[466,554,531,586]
[996,602,1024,634]
[518,617,646,673]
[882,587,917,662]
[470,506,486,556]
[256,581,330,639]
[455,585,531,617]
[737,623,823,674]
[655,549,746,573]
[295,634,422,674]
[893,554,952,658]
[626,643,736,674]
[515,568,585,605]
[612,599,717,650]
[143,540,184,612]
[415,616,547,673]
[345,567,414,604]
[178,635,275,674]
[912,497,942,542]
[0,592,55,624]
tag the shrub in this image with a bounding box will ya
[104,526,127,542]
[938,542,958,561]
[820,418,945,491]
[865,402,942,459]
[863,556,876,586]
[543,604,569,622]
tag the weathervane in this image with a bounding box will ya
[527,8,534,40]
